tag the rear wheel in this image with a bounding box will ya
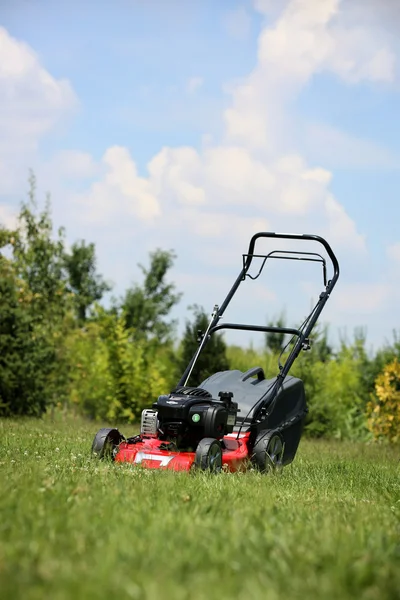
[91,428,125,460]
[251,430,284,473]
[195,438,222,473]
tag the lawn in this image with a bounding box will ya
[0,416,399,600]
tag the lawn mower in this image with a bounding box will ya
[92,232,339,473]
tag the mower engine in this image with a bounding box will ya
[140,387,239,450]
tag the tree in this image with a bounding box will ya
[359,330,400,400]
[12,172,69,321]
[0,174,73,415]
[0,174,180,418]
[64,240,111,322]
[311,323,333,363]
[265,312,286,354]
[121,249,182,342]
[179,305,230,386]
[0,255,55,416]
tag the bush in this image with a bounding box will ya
[64,308,172,422]
[293,347,368,440]
[227,341,369,440]
[366,358,400,443]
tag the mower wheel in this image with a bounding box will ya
[251,429,284,473]
[91,428,125,460]
[195,438,222,473]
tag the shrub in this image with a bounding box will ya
[65,308,171,423]
[366,358,400,443]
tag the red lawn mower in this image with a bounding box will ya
[92,232,339,473]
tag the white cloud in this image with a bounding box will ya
[75,146,161,224]
[323,195,366,252]
[186,77,204,94]
[0,26,78,207]
[226,0,396,151]
[328,28,395,84]
[387,242,400,263]
[332,282,390,314]
[148,146,206,207]
[253,0,290,18]
[43,150,100,180]
[302,122,400,170]
[78,138,364,254]
[223,7,252,41]
[0,204,18,230]
[0,27,77,151]
[73,0,381,260]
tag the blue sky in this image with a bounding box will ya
[1,0,400,352]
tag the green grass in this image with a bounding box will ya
[0,417,399,600]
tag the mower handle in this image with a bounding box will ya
[240,367,266,382]
[244,232,340,288]
[209,323,302,337]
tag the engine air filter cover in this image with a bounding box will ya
[141,409,158,436]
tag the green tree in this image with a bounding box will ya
[179,305,230,386]
[311,323,333,363]
[265,312,286,354]
[64,240,111,322]
[359,330,400,400]
[121,249,182,342]
[0,174,74,415]
[0,255,54,416]
[0,174,180,418]
[13,175,67,312]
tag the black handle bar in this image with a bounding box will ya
[244,232,339,288]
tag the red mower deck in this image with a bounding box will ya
[115,433,250,472]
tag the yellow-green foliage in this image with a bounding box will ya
[64,308,171,423]
[63,321,111,419]
[226,345,277,376]
[227,344,367,439]
[292,345,367,439]
[367,358,400,443]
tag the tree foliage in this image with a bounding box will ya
[0,176,71,415]
[0,256,54,415]
[0,175,181,419]
[121,249,182,342]
[65,308,171,422]
[64,240,111,322]
[12,175,69,321]
[179,306,229,386]
[265,312,287,354]
[292,344,367,439]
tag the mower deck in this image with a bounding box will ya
[115,433,250,472]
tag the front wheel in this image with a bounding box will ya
[251,430,284,473]
[91,428,125,460]
[195,438,222,473]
